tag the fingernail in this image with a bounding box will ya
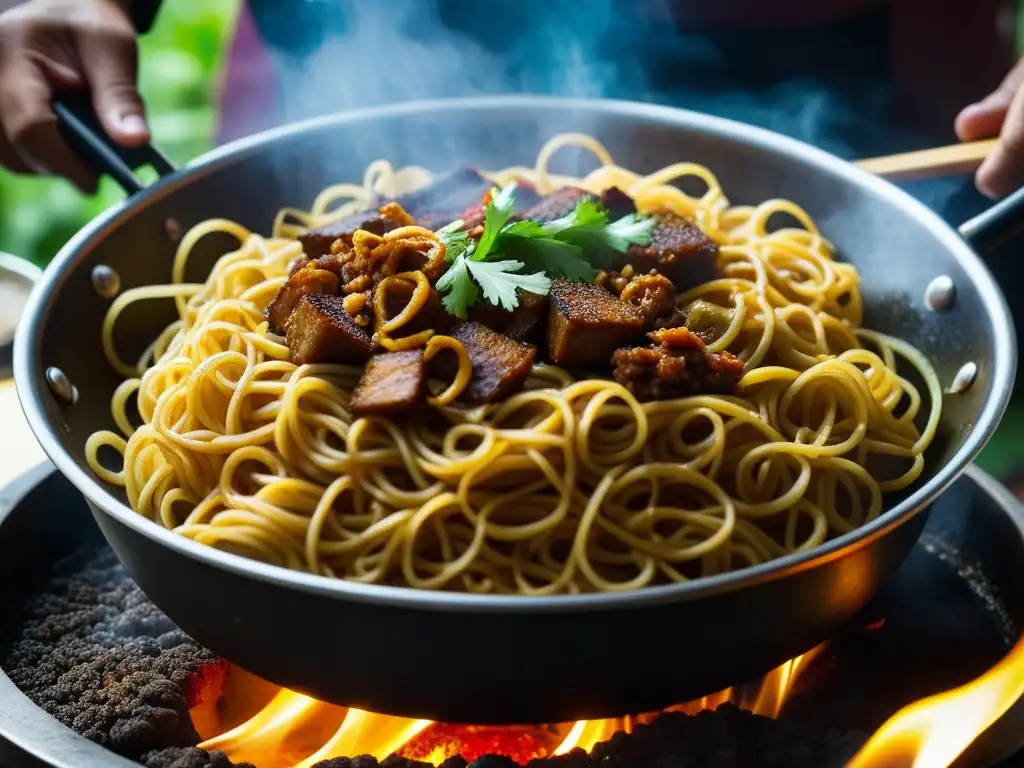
[120,114,147,136]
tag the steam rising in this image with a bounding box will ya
[242,0,978,223]
[273,1,644,123]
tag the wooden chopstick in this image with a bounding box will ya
[855,139,997,181]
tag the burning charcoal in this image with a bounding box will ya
[466,756,521,768]
[311,758,382,768]
[439,758,470,768]
[142,747,253,768]
[3,548,225,760]
[582,706,864,768]
[381,756,433,768]
[525,750,589,768]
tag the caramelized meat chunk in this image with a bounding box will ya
[350,350,427,415]
[265,263,339,333]
[547,278,645,367]
[286,294,376,365]
[613,326,744,401]
[626,214,718,290]
[516,185,634,224]
[298,214,400,259]
[298,168,492,257]
[378,278,452,337]
[600,186,637,220]
[617,272,676,327]
[468,289,549,343]
[392,167,493,230]
[517,187,588,222]
[447,321,537,404]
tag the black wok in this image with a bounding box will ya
[12,95,1019,724]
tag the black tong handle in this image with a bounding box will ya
[958,184,1024,255]
[53,91,176,195]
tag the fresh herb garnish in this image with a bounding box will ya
[434,181,655,317]
[467,259,551,311]
[473,183,517,262]
[435,253,480,316]
[437,220,473,264]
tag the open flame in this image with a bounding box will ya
[195,634,1024,768]
[848,633,1024,768]
[196,647,823,767]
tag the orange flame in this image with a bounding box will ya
[848,634,1024,768]
[197,647,822,766]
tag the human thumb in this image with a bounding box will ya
[956,61,1024,142]
[75,14,149,147]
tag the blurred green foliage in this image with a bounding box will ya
[0,0,237,266]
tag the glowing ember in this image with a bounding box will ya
[848,633,1024,768]
[194,635,1024,768]
[400,724,564,764]
[197,647,823,766]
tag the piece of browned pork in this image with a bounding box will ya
[298,168,493,258]
[612,326,744,402]
[625,214,718,291]
[444,321,536,404]
[547,278,645,367]
[349,350,427,415]
[468,289,549,344]
[265,262,339,333]
[286,294,376,366]
[515,186,635,224]
[378,278,452,338]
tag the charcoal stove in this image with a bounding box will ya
[1,461,1024,768]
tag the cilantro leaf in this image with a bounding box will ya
[499,235,595,281]
[473,182,517,262]
[466,259,550,311]
[436,253,479,318]
[435,186,655,317]
[541,197,607,236]
[605,213,657,251]
[437,220,474,263]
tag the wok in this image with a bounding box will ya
[12,95,1018,724]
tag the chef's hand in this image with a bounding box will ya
[0,0,148,194]
[956,57,1024,199]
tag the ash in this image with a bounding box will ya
[2,546,864,768]
[2,547,233,762]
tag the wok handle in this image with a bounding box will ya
[53,91,176,196]
[958,185,1024,255]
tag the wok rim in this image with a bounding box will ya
[13,95,1017,613]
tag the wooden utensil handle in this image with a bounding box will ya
[856,139,997,181]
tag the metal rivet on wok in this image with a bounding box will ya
[947,362,978,395]
[90,265,120,299]
[925,276,954,313]
[164,217,182,242]
[45,367,79,405]
[924,275,956,311]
